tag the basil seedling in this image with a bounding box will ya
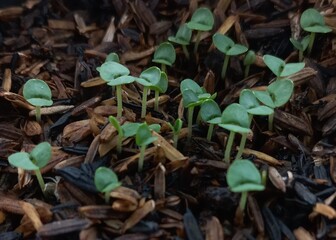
[168,24,192,59]
[150,71,168,111]
[200,99,221,141]
[94,166,121,203]
[105,52,120,63]
[290,36,310,61]
[152,42,176,73]
[243,50,256,78]
[167,118,183,148]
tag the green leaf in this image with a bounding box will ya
[152,42,176,66]
[301,35,310,51]
[290,38,304,51]
[121,122,141,138]
[263,55,284,77]
[226,159,265,192]
[180,79,203,94]
[268,79,294,107]
[187,7,214,31]
[107,75,135,86]
[98,61,130,82]
[243,50,256,66]
[239,89,260,110]
[200,99,221,122]
[247,106,274,116]
[23,79,53,107]
[254,90,275,108]
[136,123,157,146]
[218,124,251,133]
[212,33,234,54]
[136,66,161,87]
[226,44,248,56]
[300,8,332,33]
[182,89,200,108]
[150,71,168,93]
[169,118,183,133]
[149,124,161,133]
[109,116,122,135]
[8,152,38,170]
[105,52,120,63]
[30,142,52,168]
[168,24,192,45]
[94,167,121,193]
[220,103,251,133]
[280,62,305,77]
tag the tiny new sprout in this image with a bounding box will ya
[218,103,251,164]
[167,118,183,148]
[243,50,256,78]
[300,8,332,55]
[212,33,248,79]
[136,123,160,172]
[8,142,51,196]
[186,7,214,54]
[200,99,221,141]
[105,52,120,63]
[97,61,134,118]
[227,160,264,222]
[136,66,161,118]
[109,116,124,153]
[238,89,273,159]
[23,79,53,122]
[152,42,176,73]
[263,54,305,80]
[290,36,310,61]
[150,71,168,111]
[94,166,121,203]
[254,79,294,131]
[168,24,192,59]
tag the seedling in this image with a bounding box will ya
[136,67,161,118]
[168,24,192,59]
[300,8,332,55]
[254,79,294,131]
[23,79,53,122]
[212,33,248,79]
[200,99,221,141]
[97,61,134,118]
[150,71,168,111]
[243,50,256,78]
[152,42,176,73]
[218,103,251,164]
[105,52,120,63]
[8,142,51,196]
[94,166,121,203]
[290,36,310,61]
[167,118,183,148]
[186,7,214,54]
[238,89,274,159]
[227,160,264,219]
[136,123,160,172]
[263,54,305,80]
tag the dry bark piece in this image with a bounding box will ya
[274,110,313,136]
[62,119,92,143]
[110,186,141,206]
[241,148,282,165]
[247,195,264,236]
[22,120,42,136]
[289,67,317,86]
[204,216,224,240]
[313,203,336,219]
[0,7,23,21]
[268,166,286,192]
[19,201,43,231]
[154,163,166,200]
[54,155,85,169]
[71,96,102,116]
[183,208,203,240]
[79,205,128,220]
[29,105,74,117]
[48,19,75,30]
[37,218,91,237]
[293,227,315,240]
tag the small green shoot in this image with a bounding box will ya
[227,160,264,220]
[212,33,248,79]
[290,36,310,61]
[254,79,294,131]
[243,50,256,78]
[186,7,214,54]
[8,142,52,196]
[200,99,221,141]
[109,116,124,154]
[23,79,53,122]
[97,61,134,118]
[167,118,183,148]
[168,24,192,59]
[150,71,168,111]
[300,8,332,55]
[94,166,121,203]
[105,52,120,63]
[152,42,176,73]
[218,103,251,164]
[263,54,305,79]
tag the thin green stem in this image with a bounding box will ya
[35,106,41,122]
[154,90,159,112]
[221,55,230,79]
[239,191,248,212]
[35,169,46,196]
[206,123,214,141]
[299,50,303,62]
[194,31,201,55]
[182,45,189,59]
[268,112,274,132]
[116,132,122,154]
[196,110,202,125]
[141,87,149,118]
[244,64,250,78]
[104,191,110,203]
[161,64,166,73]
[236,133,247,160]
[138,144,147,172]
[173,133,179,149]
[187,106,195,141]
[116,85,123,118]
[307,32,316,55]
[224,131,235,164]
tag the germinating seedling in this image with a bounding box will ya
[150,71,168,111]
[200,99,221,141]
[238,89,273,159]
[300,8,332,55]
[105,52,120,63]
[186,7,214,54]
[167,118,183,148]
[253,79,294,131]
[263,54,305,80]
[243,50,256,78]
[290,36,310,61]
[212,33,248,79]
[227,160,265,222]
[168,24,192,59]
[152,42,176,73]
[98,61,134,118]
[8,142,52,196]
[23,79,53,122]
[218,103,251,164]
[94,166,121,203]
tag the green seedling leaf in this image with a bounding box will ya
[263,55,284,77]
[94,167,121,193]
[23,79,53,107]
[280,62,305,77]
[253,90,275,108]
[136,123,157,146]
[239,89,274,115]
[30,142,52,168]
[219,103,251,133]
[107,75,135,86]
[226,44,248,56]
[109,116,122,134]
[168,118,183,133]
[121,122,141,138]
[8,152,38,170]
[149,124,161,133]
[300,8,332,33]
[150,71,168,93]
[105,52,120,63]
[168,24,192,45]
[136,66,161,87]
[290,36,310,51]
[268,79,294,107]
[98,61,130,82]
[200,99,221,123]
[152,42,176,66]
[182,89,200,108]
[187,7,214,31]
[227,159,265,192]
[243,50,256,66]
[180,79,203,95]
[212,33,247,56]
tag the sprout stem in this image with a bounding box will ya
[141,87,149,118]
[182,45,190,59]
[154,90,159,112]
[187,106,195,140]
[173,133,179,148]
[221,55,230,79]
[307,32,316,55]
[35,169,46,197]
[194,31,201,55]
[244,64,250,78]
[104,191,110,203]
[224,131,235,163]
[116,85,123,118]
[35,106,41,122]
[299,50,303,62]
[239,191,248,211]
[138,144,147,172]
[206,123,214,141]
[236,133,247,160]
[116,131,122,154]
[161,64,166,73]
[268,112,274,131]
